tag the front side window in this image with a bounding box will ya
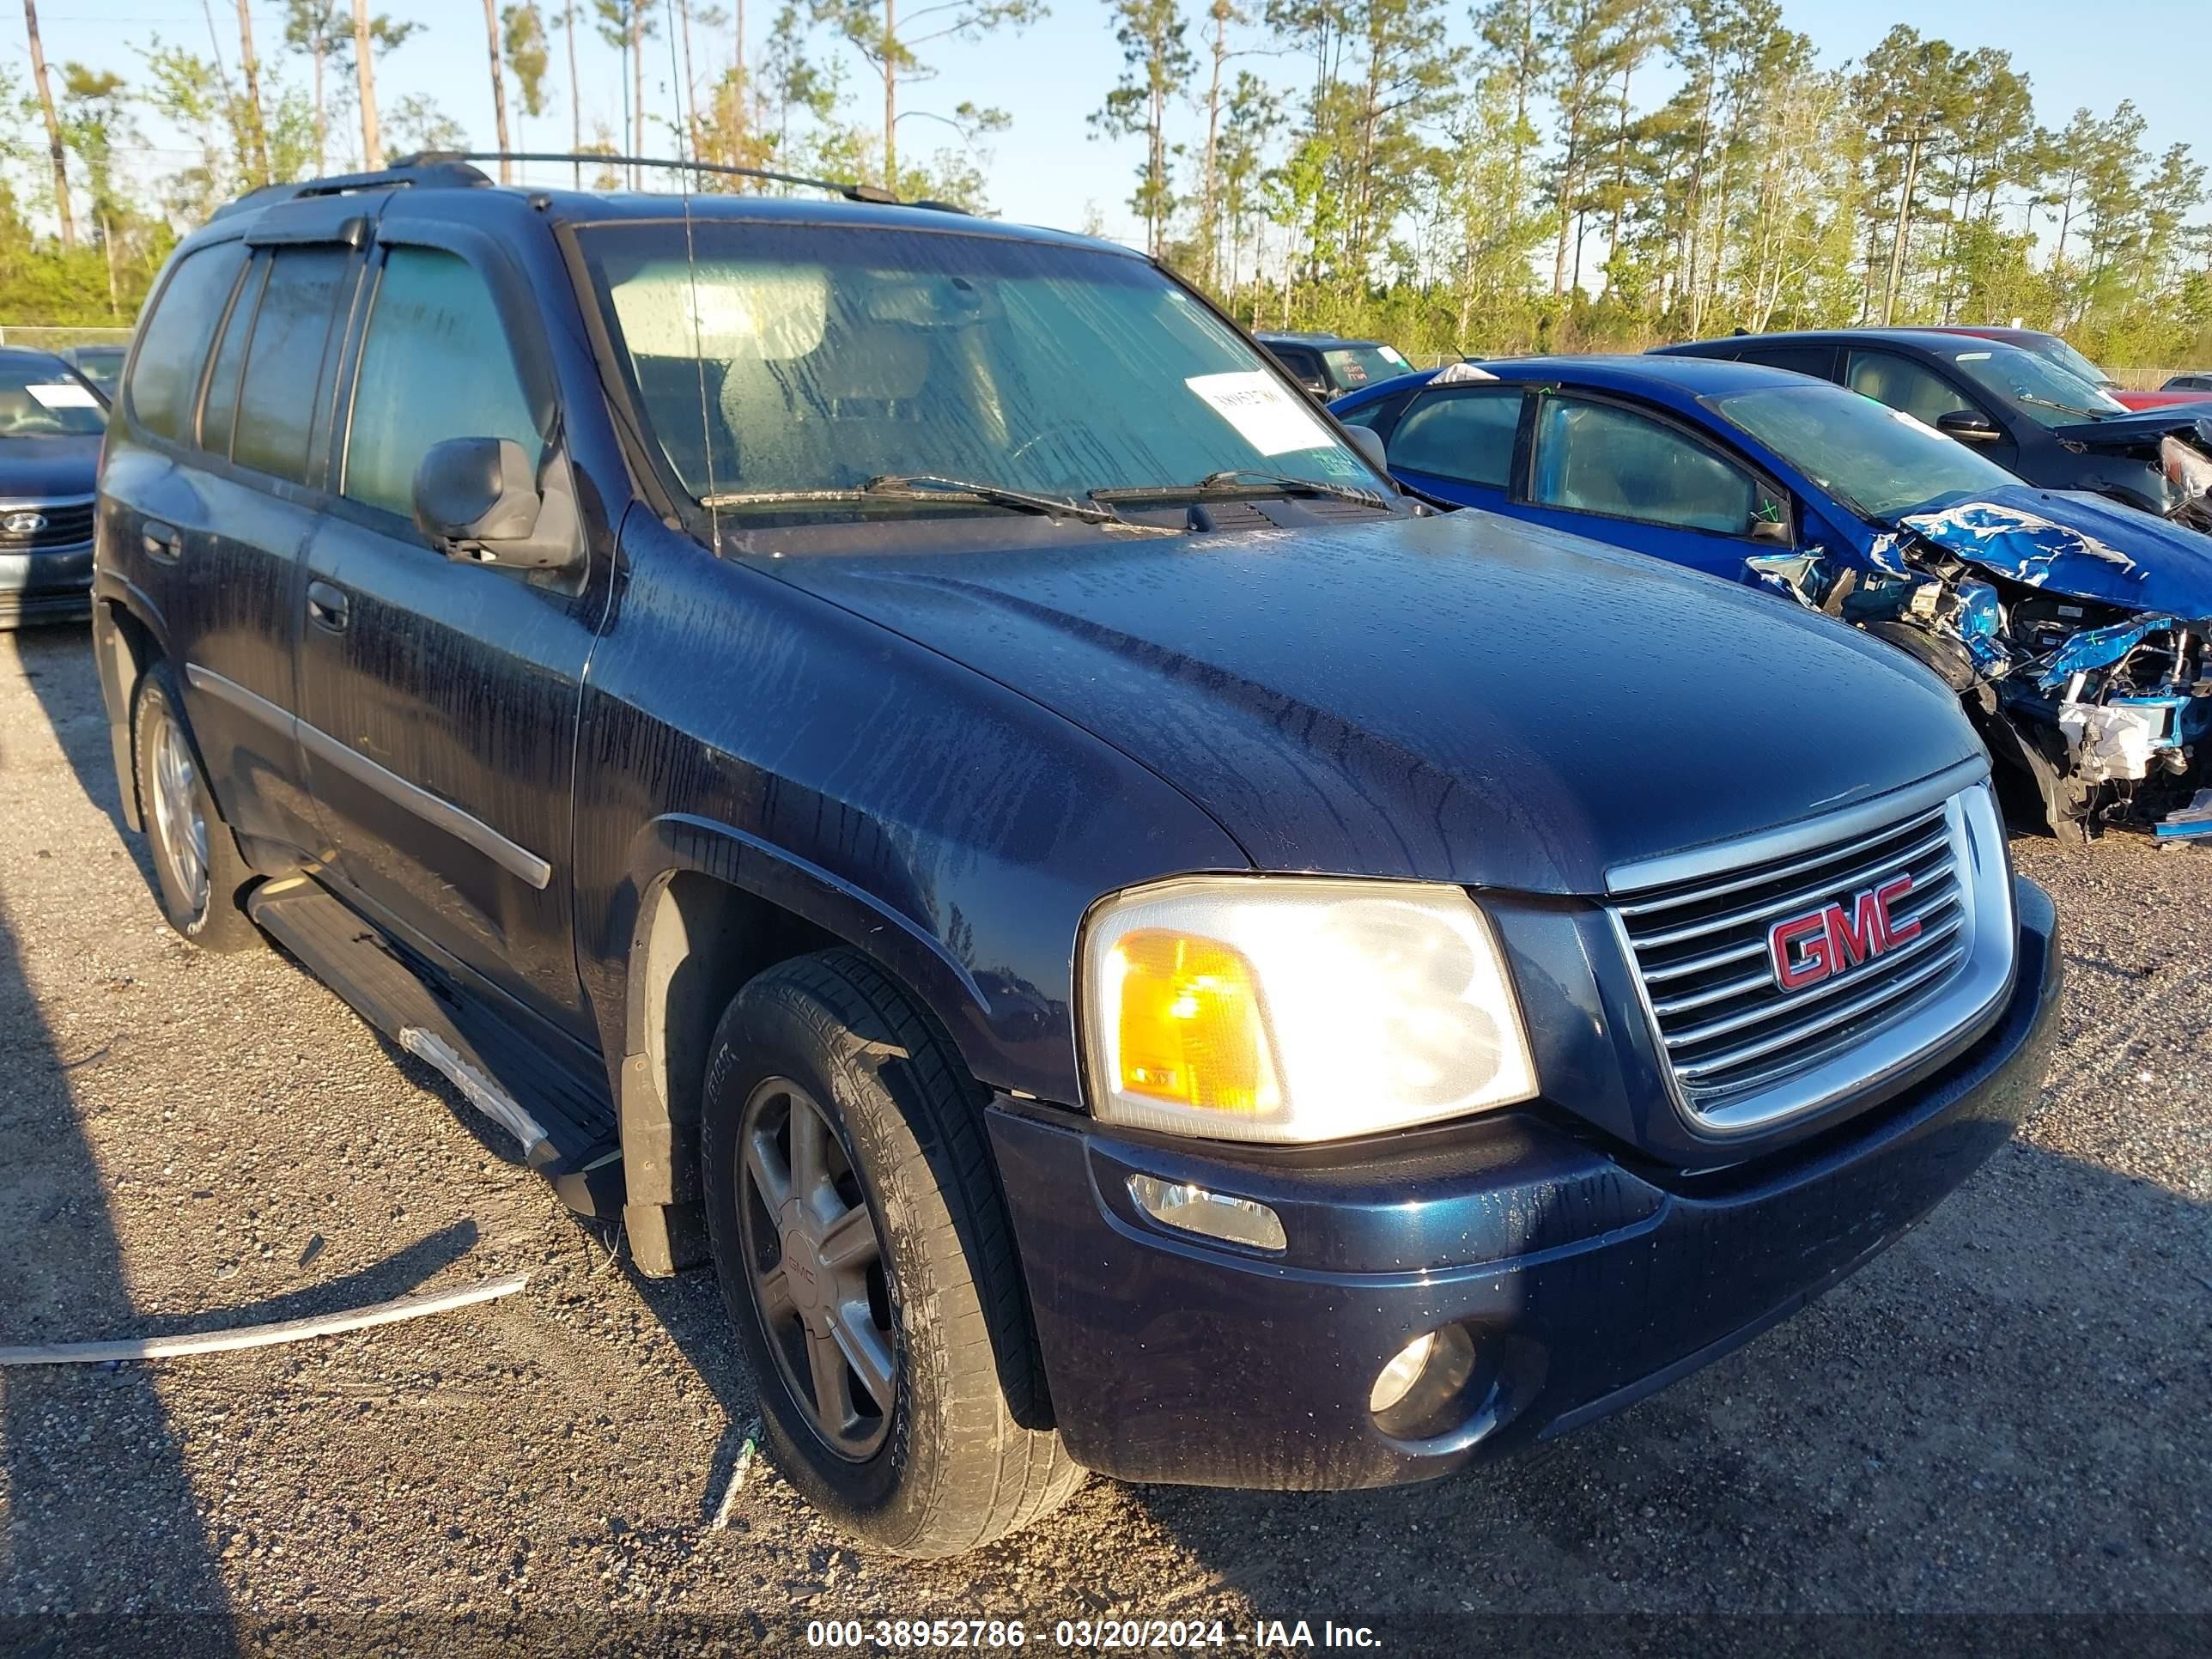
[1531,397,1761,534]
[127,240,248,442]
[1712,381,2018,521]
[232,246,351,484]
[1844,350,1978,429]
[343,247,541,520]
[1386,390,1522,488]
[0,356,107,438]
[579,222,1386,516]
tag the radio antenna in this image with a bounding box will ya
[665,0,720,553]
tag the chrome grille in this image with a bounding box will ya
[0,497,96,552]
[1611,775,2014,1134]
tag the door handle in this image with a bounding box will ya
[307,580,350,633]
[142,520,180,560]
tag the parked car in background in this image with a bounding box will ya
[1653,329,2212,519]
[1917,325,2212,411]
[0,345,106,627]
[1334,355,2212,842]
[1254,331,1413,397]
[94,155,2061,1558]
[2166,373,2212,394]
[59,342,130,398]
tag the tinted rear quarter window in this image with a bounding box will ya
[126,240,248,442]
[232,246,352,484]
[1733,344,1836,381]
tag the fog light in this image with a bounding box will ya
[1370,1331,1438,1414]
[1127,1174,1287,1253]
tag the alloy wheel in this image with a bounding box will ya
[737,1077,897,1461]
[149,708,210,922]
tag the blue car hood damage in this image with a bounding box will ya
[767,509,1980,895]
[1895,484,2212,620]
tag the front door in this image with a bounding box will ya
[1509,392,1795,584]
[294,228,606,1040]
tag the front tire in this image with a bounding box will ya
[702,950,1083,1557]
[131,661,261,952]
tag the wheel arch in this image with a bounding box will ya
[612,813,999,1275]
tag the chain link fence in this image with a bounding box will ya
[0,325,135,350]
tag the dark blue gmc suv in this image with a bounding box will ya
[92,156,2061,1557]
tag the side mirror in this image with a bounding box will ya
[412,435,580,573]
[1749,515,1793,544]
[1343,425,1389,475]
[1935,409,2002,444]
[1298,376,1328,398]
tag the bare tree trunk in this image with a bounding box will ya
[630,5,645,185]
[352,0,383,167]
[483,0,513,180]
[312,34,327,175]
[566,2,581,186]
[882,0,896,185]
[1881,127,1925,326]
[23,0,76,248]
[101,210,118,316]
[1200,3,1226,285]
[235,0,273,183]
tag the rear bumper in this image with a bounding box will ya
[989,876,2062,1490]
[0,546,94,623]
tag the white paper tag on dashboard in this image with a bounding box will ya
[1185,370,1334,456]
[26,382,100,410]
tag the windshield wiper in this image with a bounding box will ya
[2017,392,2112,422]
[1091,469,1391,511]
[701,473,1122,526]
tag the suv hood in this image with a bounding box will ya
[2045,408,2212,456]
[769,510,1980,894]
[1899,483,2212,619]
[0,434,100,499]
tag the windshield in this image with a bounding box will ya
[0,359,106,438]
[1323,343,1409,389]
[2027,335,2116,390]
[68,347,127,392]
[1940,342,2129,426]
[578,221,1384,514]
[1711,381,2016,521]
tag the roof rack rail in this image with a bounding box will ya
[210,159,492,219]
[392,150,903,206]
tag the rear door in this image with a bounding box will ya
[1510,390,1795,582]
[105,226,357,861]
[294,217,605,1039]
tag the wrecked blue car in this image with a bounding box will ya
[1333,356,2212,842]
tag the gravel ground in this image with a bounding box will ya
[0,623,2208,1656]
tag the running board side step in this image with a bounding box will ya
[248,878,624,1219]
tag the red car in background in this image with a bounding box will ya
[1926,325,2212,410]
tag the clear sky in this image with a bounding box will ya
[15,0,2210,250]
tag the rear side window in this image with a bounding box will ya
[1387,391,1522,488]
[1734,344,1835,381]
[232,246,352,485]
[198,257,268,459]
[343,248,539,520]
[126,240,248,442]
[1532,397,1759,534]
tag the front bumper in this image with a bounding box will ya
[0,545,94,624]
[989,876,2062,1490]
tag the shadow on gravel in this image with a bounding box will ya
[8,624,150,874]
[1120,1139,2212,1628]
[0,885,235,1648]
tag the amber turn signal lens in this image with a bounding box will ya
[1110,930,1270,1113]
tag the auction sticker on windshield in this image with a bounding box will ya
[1186,370,1334,456]
[26,382,100,410]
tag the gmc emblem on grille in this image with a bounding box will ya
[1767,876,1920,993]
[3,512,47,535]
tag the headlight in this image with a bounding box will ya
[1078,876,1538,1143]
